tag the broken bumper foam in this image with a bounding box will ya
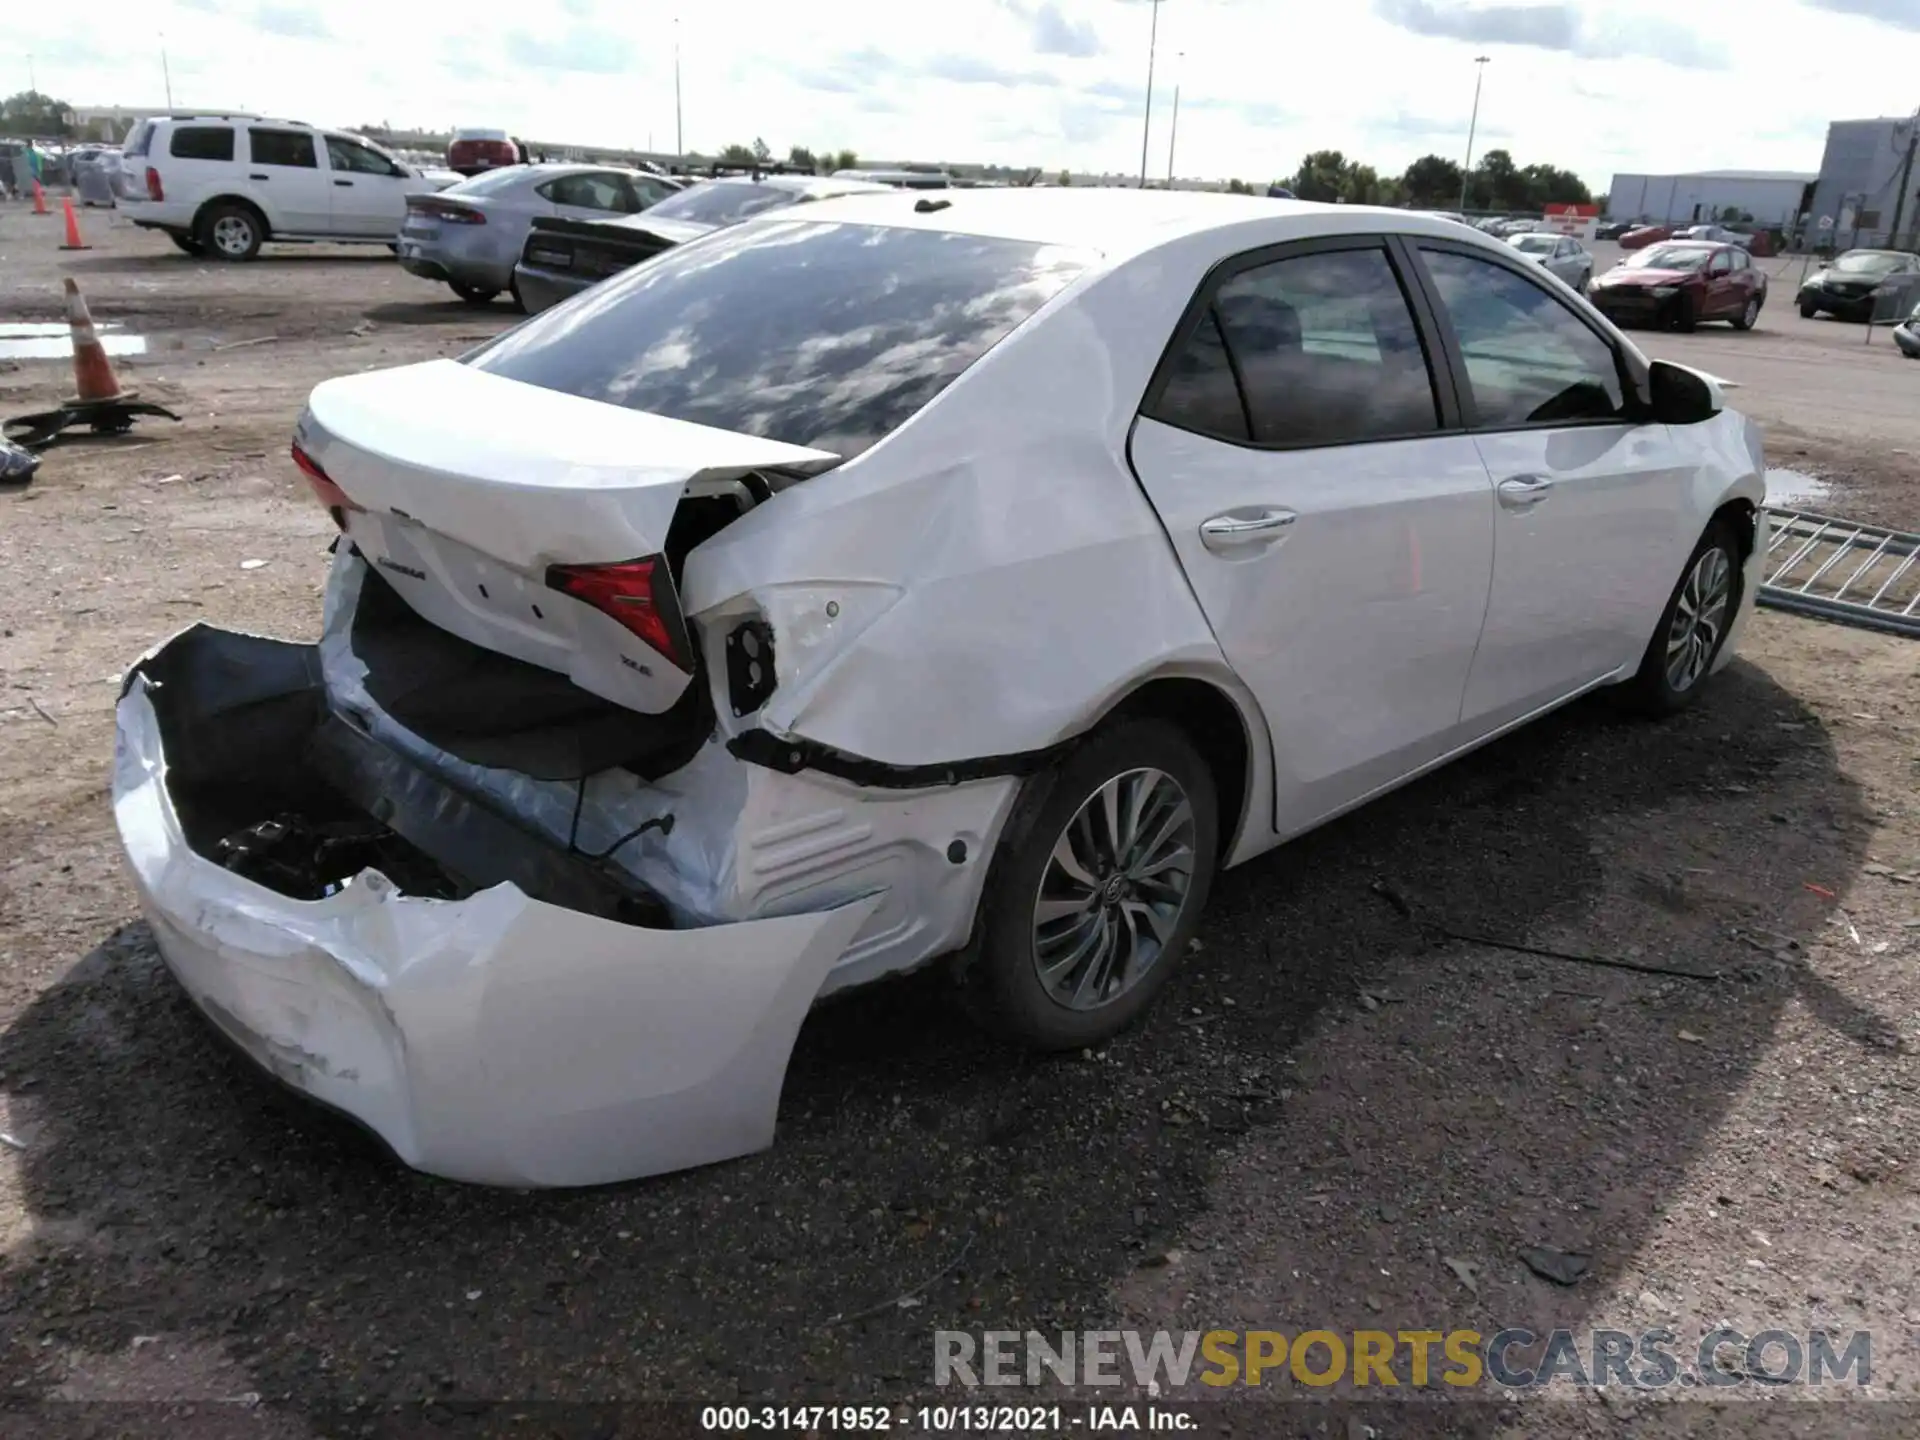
[112,627,878,1188]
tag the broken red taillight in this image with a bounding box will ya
[291,442,363,531]
[546,557,693,672]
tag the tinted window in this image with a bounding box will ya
[1420,248,1627,428]
[541,172,639,212]
[326,135,402,177]
[249,128,317,168]
[1208,247,1440,446]
[1149,310,1248,441]
[169,126,234,162]
[469,219,1093,457]
[643,181,802,227]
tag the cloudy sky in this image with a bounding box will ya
[11,0,1920,190]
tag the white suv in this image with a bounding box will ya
[117,114,426,260]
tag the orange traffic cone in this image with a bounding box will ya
[31,181,49,216]
[58,196,91,251]
[63,278,124,404]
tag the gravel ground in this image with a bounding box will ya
[2,208,1919,1437]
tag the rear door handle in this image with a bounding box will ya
[249,173,269,181]
[1497,475,1553,509]
[334,179,353,187]
[1199,508,1296,553]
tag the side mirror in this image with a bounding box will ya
[1647,359,1723,426]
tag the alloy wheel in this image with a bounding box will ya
[1743,299,1759,328]
[1031,767,1197,1011]
[1665,544,1733,693]
[212,215,254,257]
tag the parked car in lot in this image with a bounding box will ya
[116,114,426,259]
[113,192,1767,1187]
[69,145,120,207]
[1595,219,1634,241]
[1675,224,1745,247]
[397,163,683,305]
[1618,224,1673,251]
[1508,231,1593,291]
[1895,300,1920,358]
[514,173,890,314]
[1796,248,1920,321]
[447,127,530,177]
[1588,241,1767,331]
[831,167,952,189]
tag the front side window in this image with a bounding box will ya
[1200,247,1440,446]
[1419,248,1627,429]
[468,219,1094,457]
[249,128,317,169]
[1709,251,1731,275]
[326,135,402,177]
[541,172,640,212]
[169,126,234,162]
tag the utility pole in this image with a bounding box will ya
[1166,52,1183,186]
[1457,55,1489,212]
[674,18,684,156]
[1888,110,1919,249]
[160,34,174,109]
[1138,0,1162,188]
[26,54,36,93]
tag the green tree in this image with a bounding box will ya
[788,145,819,173]
[1057,169,1072,187]
[1226,178,1252,195]
[719,142,757,165]
[1338,162,1383,205]
[833,149,858,173]
[1401,154,1464,208]
[0,90,74,139]
[1287,150,1349,204]
[751,137,772,163]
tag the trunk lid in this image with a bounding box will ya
[297,359,840,716]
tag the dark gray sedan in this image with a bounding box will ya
[397,163,682,306]
[513,173,890,314]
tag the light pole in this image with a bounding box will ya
[1138,0,1162,188]
[673,18,684,156]
[26,54,35,93]
[1457,54,1489,212]
[160,34,174,109]
[1166,51,1183,187]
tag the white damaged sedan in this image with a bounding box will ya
[114,191,1768,1186]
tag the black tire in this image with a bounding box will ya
[386,243,400,255]
[959,719,1219,1051]
[168,231,205,256]
[1731,296,1761,331]
[508,277,527,314]
[1617,518,1744,718]
[449,281,500,305]
[196,202,263,261]
[1799,301,1817,320]
[1669,291,1697,332]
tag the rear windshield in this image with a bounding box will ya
[469,218,1095,457]
[444,167,529,196]
[642,180,805,228]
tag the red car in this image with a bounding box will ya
[1586,240,1768,331]
[1617,224,1672,250]
[447,127,530,177]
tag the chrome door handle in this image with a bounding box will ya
[1497,475,1553,509]
[1199,508,1296,553]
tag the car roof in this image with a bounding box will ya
[740,187,1485,264]
[692,174,894,198]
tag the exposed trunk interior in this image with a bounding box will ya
[135,625,668,925]
[348,561,713,782]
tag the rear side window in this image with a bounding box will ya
[1151,310,1248,441]
[469,219,1094,457]
[249,128,317,168]
[1174,247,1441,447]
[169,126,234,162]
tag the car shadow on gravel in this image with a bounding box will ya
[361,299,521,326]
[0,660,1874,1421]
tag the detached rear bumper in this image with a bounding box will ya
[113,626,878,1188]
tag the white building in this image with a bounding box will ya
[1604,170,1816,228]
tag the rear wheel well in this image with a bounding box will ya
[193,195,269,239]
[1104,678,1251,859]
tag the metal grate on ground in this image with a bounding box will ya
[1759,508,1920,638]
